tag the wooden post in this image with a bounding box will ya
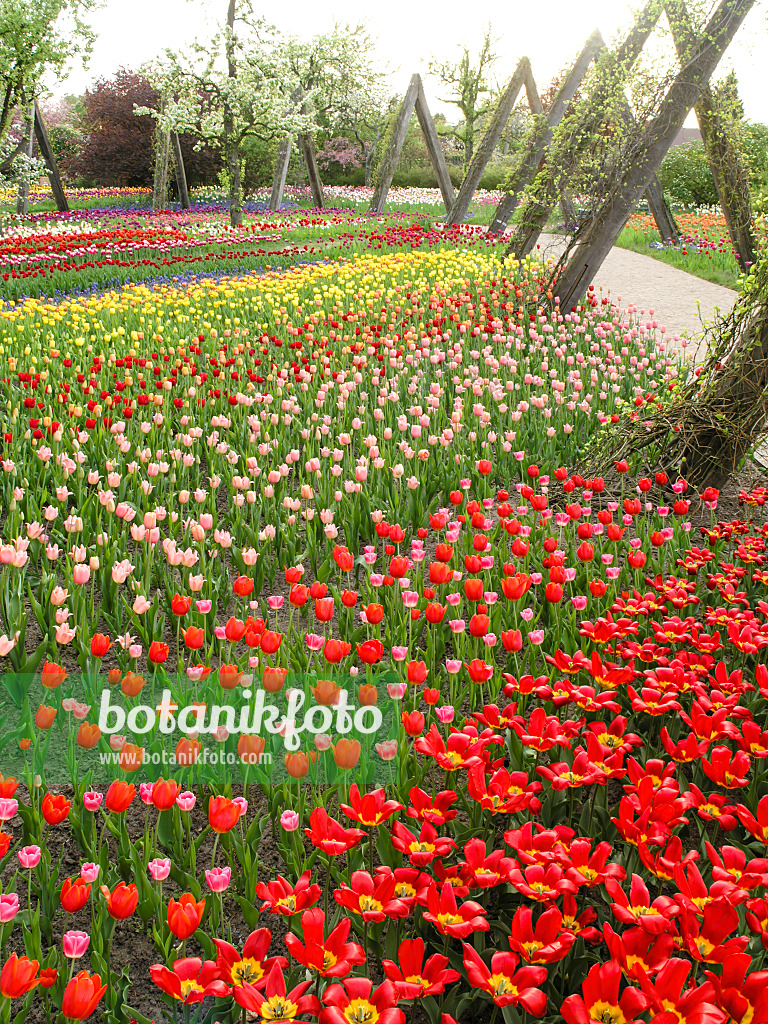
[414,78,455,212]
[552,0,754,311]
[446,59,529,224]
[506,1,663,258]
[171,132,190,209]
[299,134,325,209]
[369,75,419,215]
[16,101,35,216]
[616,98,680,242]
[488,30,604,234]
[269,136,293,211]
[645,174,680,242]
[32,102,69,213]
[665,0,756,270]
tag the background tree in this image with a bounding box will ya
[428,25,499,168]
[141,1,316,225]
[69,69,220,188]
[0,0,96,175]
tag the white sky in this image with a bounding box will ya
[52,0,768,129]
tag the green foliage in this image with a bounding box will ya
[0,0,96,142]
[658,141,719,208]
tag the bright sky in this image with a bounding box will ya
[53,0,768,129]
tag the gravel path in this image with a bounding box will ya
[530,233,768,467]
[534,232,737,347]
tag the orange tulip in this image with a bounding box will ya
[76,722,101,749]
[120,671,146,697]
[219,664,242,690]
[358,683,378,706]
[35,705,56,730]
[238,734,266,765]
[61,971,106,1021]
[262,666,287,693]
[60,877,90,913]
[40,661,66,689]
[119,743,145,773]
[309,679,342,706]
[333,738,361,770]
[208,796,241,833]
[0,954,40,999]
[175,737,201,766]
[152,778,180,811]
[100,882,138,920]
[285,752,313,779]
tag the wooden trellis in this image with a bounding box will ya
[367,74,455,215]
[14,101,70,215]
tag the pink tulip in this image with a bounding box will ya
[63,931,90,959]
[138,783,155,805]
[436,706,455,724]
[387,682,407,700]
[195,600,212,614]
[205,867,232,893]
[233,796,248,817]
[176,792,196,812]
[0,894,19,922]
[18,845,41,869]
[280,811,300,832]
[0,798,18,823]
[528,630,545,645]
[148,858,171,881]
[80,863,100,883]
[72,564,90,585]
[391,646,408,662]
[82,792,103,812]
[375,740,398,761]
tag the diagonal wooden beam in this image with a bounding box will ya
[299,134,325,209]
[488,29,604,234]
[369,75,420,215]
[171,132,190,210]
[446,58,530,225]
[414,78,456,211]
[269,136,293,212]
[553,0,754,311]
[506,0,664,258]
[33,102,69,213]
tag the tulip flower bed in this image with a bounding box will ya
[618,209,768,288]
[0,241,766,1024]
[0,209,497,300]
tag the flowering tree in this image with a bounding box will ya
[139,1,316,226]
[0,0,96,177]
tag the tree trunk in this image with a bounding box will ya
[552,0,755,311]
[152,125,171,214]
[464,123,474,169]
